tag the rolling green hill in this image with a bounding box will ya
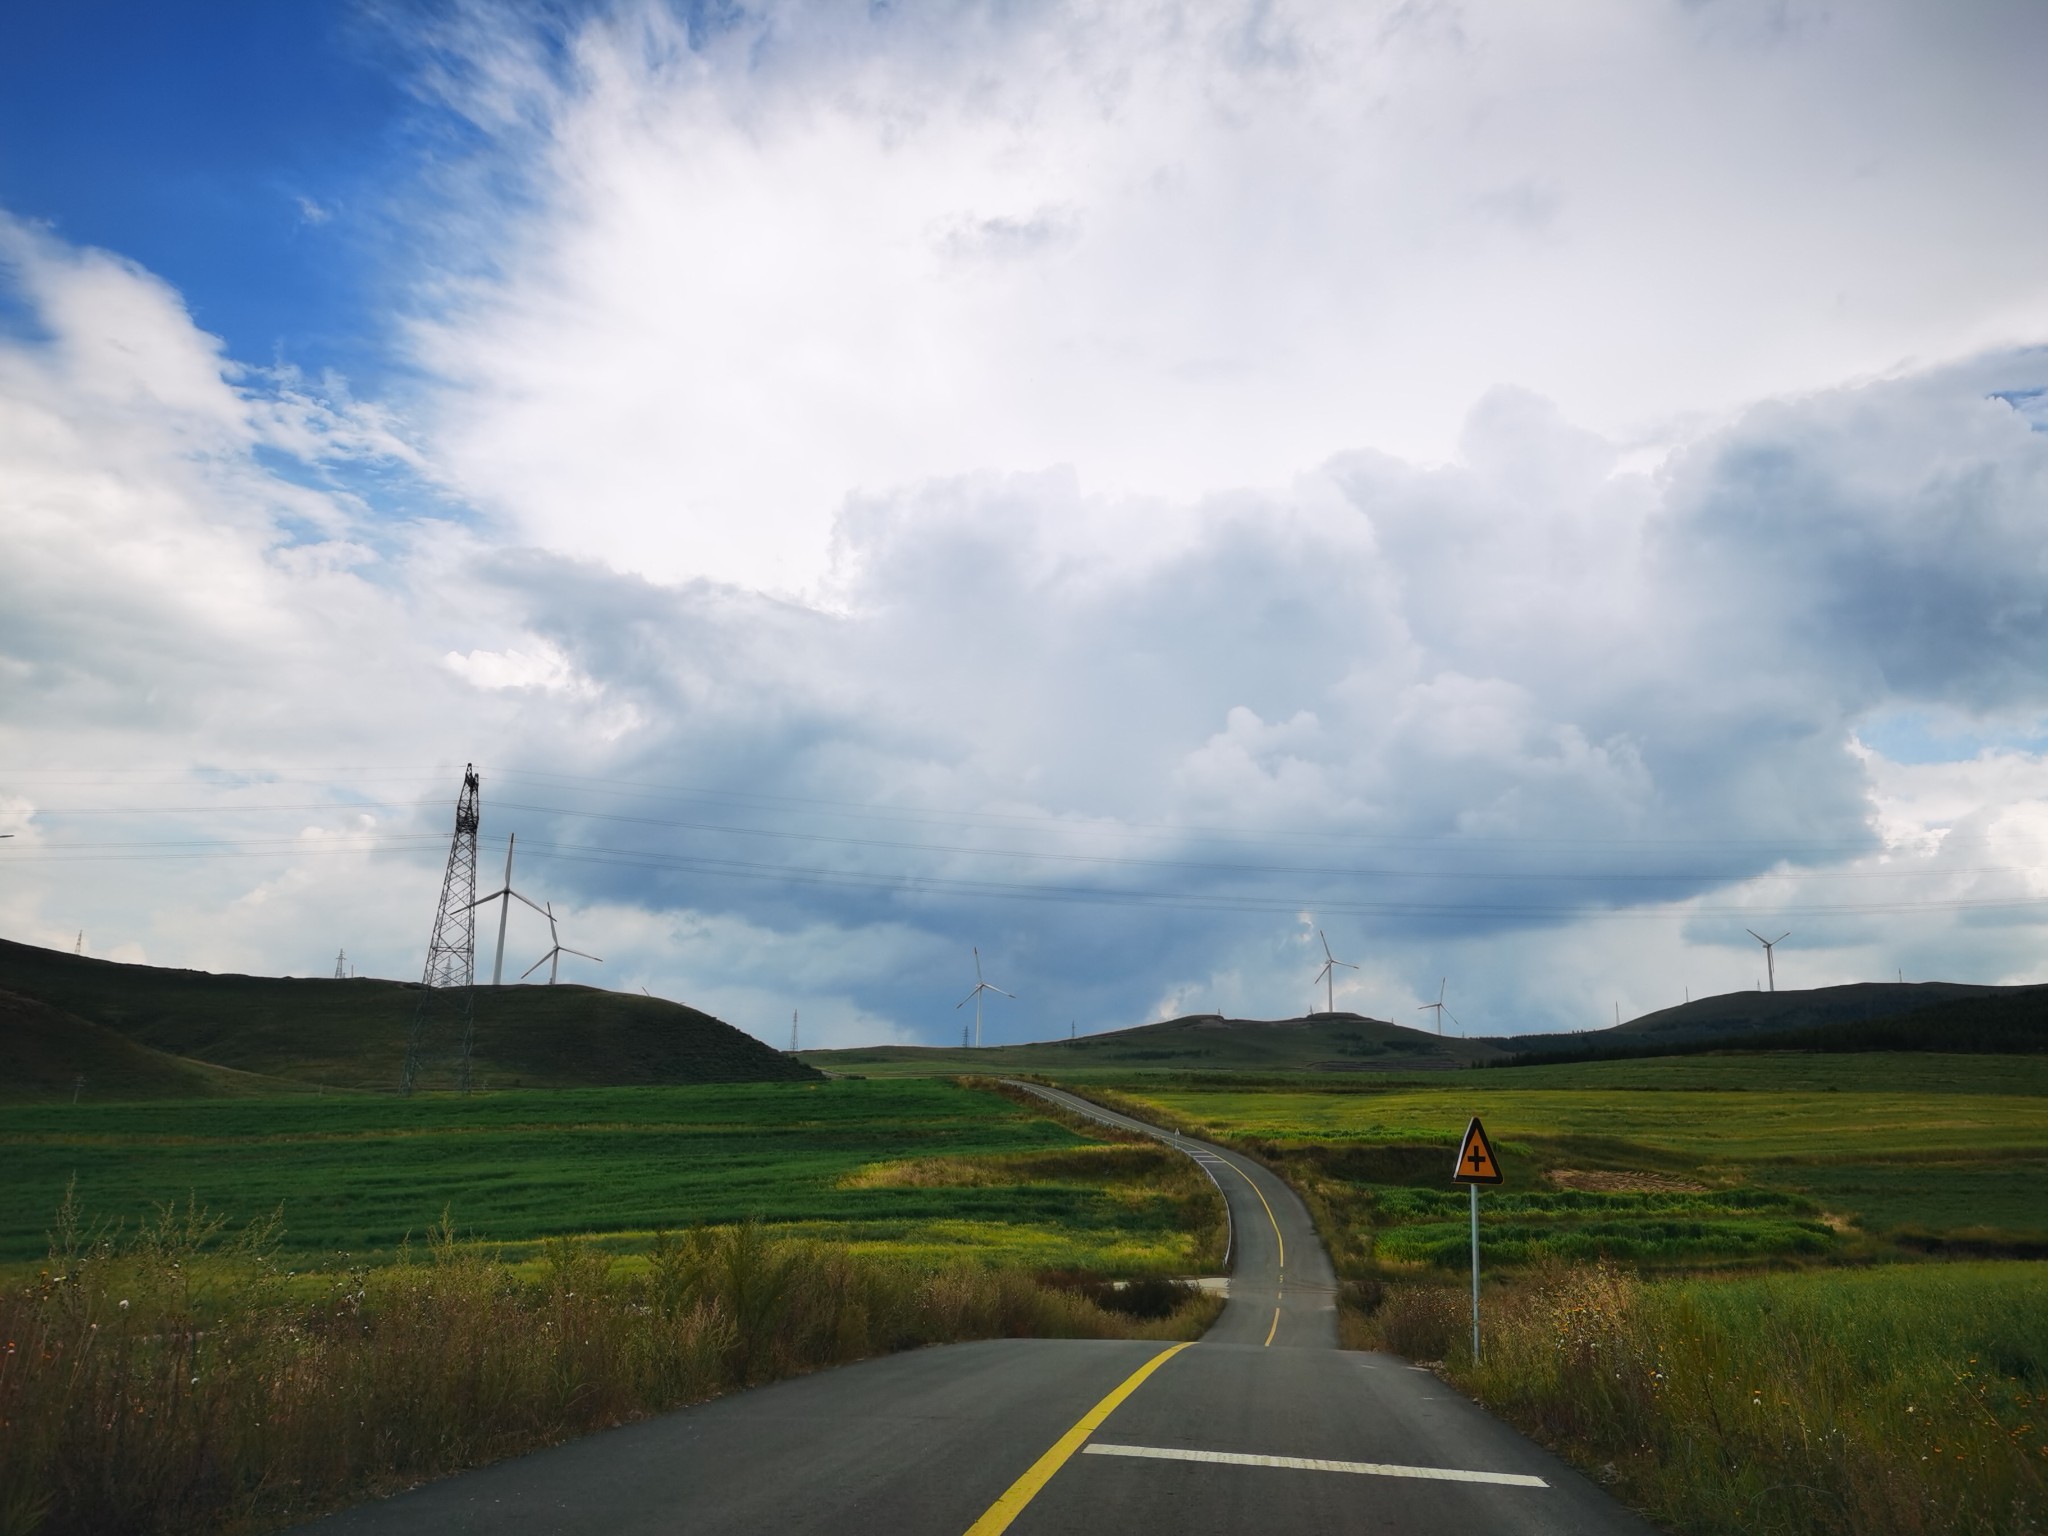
[0,990,311,1102]
[806,1010,1504,1078]
[0,937,816,1095]
[1497,984,2048,1066]
[810,980,2048,1081]
[1516,980,2037,1053]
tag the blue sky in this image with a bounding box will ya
[4,0,2048,1048]
[0,2,417,378]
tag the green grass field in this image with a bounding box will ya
[0,1078,1220,1276]
[1103,1053,2048,1267]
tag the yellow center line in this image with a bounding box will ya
[1220,1156,1285,1272]
[962,1342,1194,1535]
[1264,1305,1281,1347]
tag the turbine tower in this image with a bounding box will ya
[1417,978,1460,1036]
[955,947,1014,1048]
[1747,929,1790,992]
[469,833,550,986]
[403,764,481,1094]
[1313,930,1357,1016]
[518,901,602,985]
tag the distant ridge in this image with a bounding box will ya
[806,980,2048,1079]
[1496,981,2048,1064]
[807,1009,1504,1076]
[0,937,817,1096]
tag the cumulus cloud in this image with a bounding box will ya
[7,3,2048,1044]
[394,0,2048,589]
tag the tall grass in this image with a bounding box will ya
[0,1193,1216,1536]
[1358,1262,2048,1536]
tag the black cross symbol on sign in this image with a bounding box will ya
[1453,1117,1502,1183]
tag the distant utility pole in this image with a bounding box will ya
[1747,929,1790,993]
[75,931,83,955]
[403,765,482,1095]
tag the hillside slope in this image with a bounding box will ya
[0,990,313,1102]
[808,1010,1501,1077]
[1502,981,2041,1057]
[0,938,817,1092]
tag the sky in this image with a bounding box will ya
[4,0,2048,1051]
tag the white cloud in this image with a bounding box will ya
[9,4,2048,1047]
[399,0,2048,590]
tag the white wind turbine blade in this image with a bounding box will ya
[509,890,550,918]
[956,987,982,1009]
[1334,958,1359,972]
[560,947,602,963]
[518,951,554,981]
[1319,929,1335,963]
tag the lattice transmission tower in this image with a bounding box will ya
[401,764,482,1093]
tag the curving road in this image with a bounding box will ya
[301,1083,1657,1535]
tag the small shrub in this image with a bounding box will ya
[1101,1276,1196,1320]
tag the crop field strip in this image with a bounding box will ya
[1100,1053,2048,1266]
[0,1080,1223,1273]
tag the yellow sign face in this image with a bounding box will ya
[1451,1116,1504,1184]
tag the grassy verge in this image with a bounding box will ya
[0,1193,1220,1536]
[1355,1262,2047,1536]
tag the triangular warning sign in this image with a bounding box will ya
[1451,1116,1504,1184]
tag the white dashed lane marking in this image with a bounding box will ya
[1081,1444,1549,1489]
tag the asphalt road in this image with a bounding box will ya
[302,1084,1658,1536]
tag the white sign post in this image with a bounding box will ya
[1450,1116,1503,1363]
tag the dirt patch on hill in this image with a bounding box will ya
[1546,1168,1709,1194]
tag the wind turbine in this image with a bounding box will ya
[518,901,601,985]
[467,833,550,985]
[1417,978,1460,1036]
[955,947,1014,1048]
[1747,929,1790,992]
[1313,930,1358,1016]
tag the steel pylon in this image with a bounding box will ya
[402,765,481,1093]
